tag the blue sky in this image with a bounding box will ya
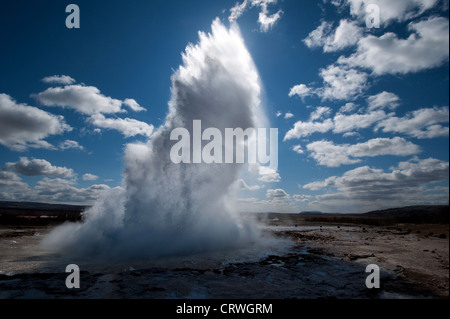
[0,0,448,213]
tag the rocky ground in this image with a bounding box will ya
[0,223,448,299]
[276,224,449,298]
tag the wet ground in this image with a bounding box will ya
[0,223,448,299]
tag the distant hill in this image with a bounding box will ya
[362,205,449,224]
[300,211,323,215]
[0,201,87,211]
[0,201,87,225]
[364,205,448,217]
[304,205,449,226]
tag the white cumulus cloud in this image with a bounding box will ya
[284,118,334,140]
[292,145,304,154]
[2,157,75,178]
[319,64,369,100]
[42,75,76,85]
[339,102,357,113]
[266,188,289,200]
[0,93,71,151]
[342,0,441,24]
[310,106,332,121]
[339,17,449,75]
[238,179,262,191]
[284,112,294,119]
[284,109,389,140]
[59,140,84,151]
[88,114,154,138]
[333,110,389,133]
[303,157,449,203]
[376,106,449,139]
[229,0,283,32]
[304,19,362,52]
[123,98,146,112]
[289,84,312,98]
[0,171,30,201]
[306,137,421,167]
[82,173,99,181]
[367,91,401,111]
[35,84,125,115]
[34,178,112,204]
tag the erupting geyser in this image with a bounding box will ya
[42,19,271,260]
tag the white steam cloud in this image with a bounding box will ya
[42,19,268,260]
